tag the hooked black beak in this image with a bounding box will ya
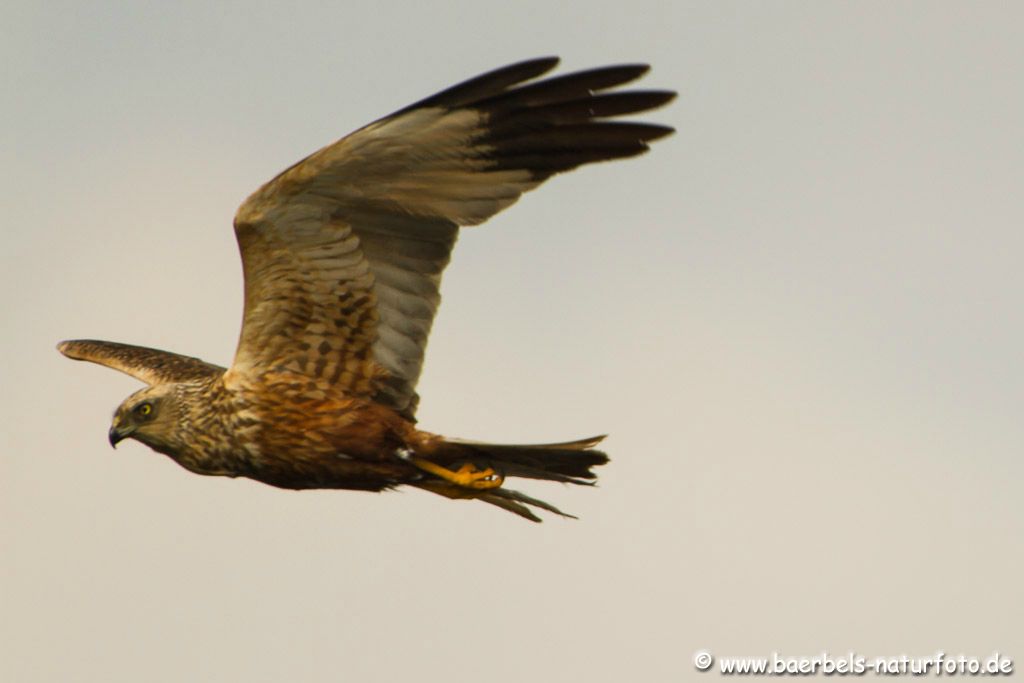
[108,424,131,448]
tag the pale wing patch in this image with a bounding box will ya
[236,109,538,228]
[332,110,539,223]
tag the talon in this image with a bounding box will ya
[407,457,504,490]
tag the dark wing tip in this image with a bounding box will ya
[592,62,650,83]
[644,89,678,110]
[448,61,675,179]
[640,122,676,141]
[508,55,561,77]
[395,56,562,114]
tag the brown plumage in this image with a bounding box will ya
[58,57,674,521]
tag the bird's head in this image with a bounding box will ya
[109,384,182,453]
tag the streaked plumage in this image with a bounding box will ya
[59,57,674,521]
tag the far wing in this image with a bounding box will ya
[231,57,675,418]
[58,340,225,385]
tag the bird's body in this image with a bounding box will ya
[95,358,420,489]
[59,57,673,521]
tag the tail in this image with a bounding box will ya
[413,435,609,522]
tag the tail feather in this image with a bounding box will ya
[441,435,609,484]
[413,480,580,523]
[477,488,578,522]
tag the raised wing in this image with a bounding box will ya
[231,57,675,418]
[58,340,225,385]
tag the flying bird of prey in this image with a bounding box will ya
[59,57,674,521]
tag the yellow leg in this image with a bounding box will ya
[408,456,504,491]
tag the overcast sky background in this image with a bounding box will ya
[3,2,1022,681]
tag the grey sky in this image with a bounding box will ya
[3,2,1022,681]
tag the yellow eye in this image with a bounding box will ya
[136,403,153,417]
